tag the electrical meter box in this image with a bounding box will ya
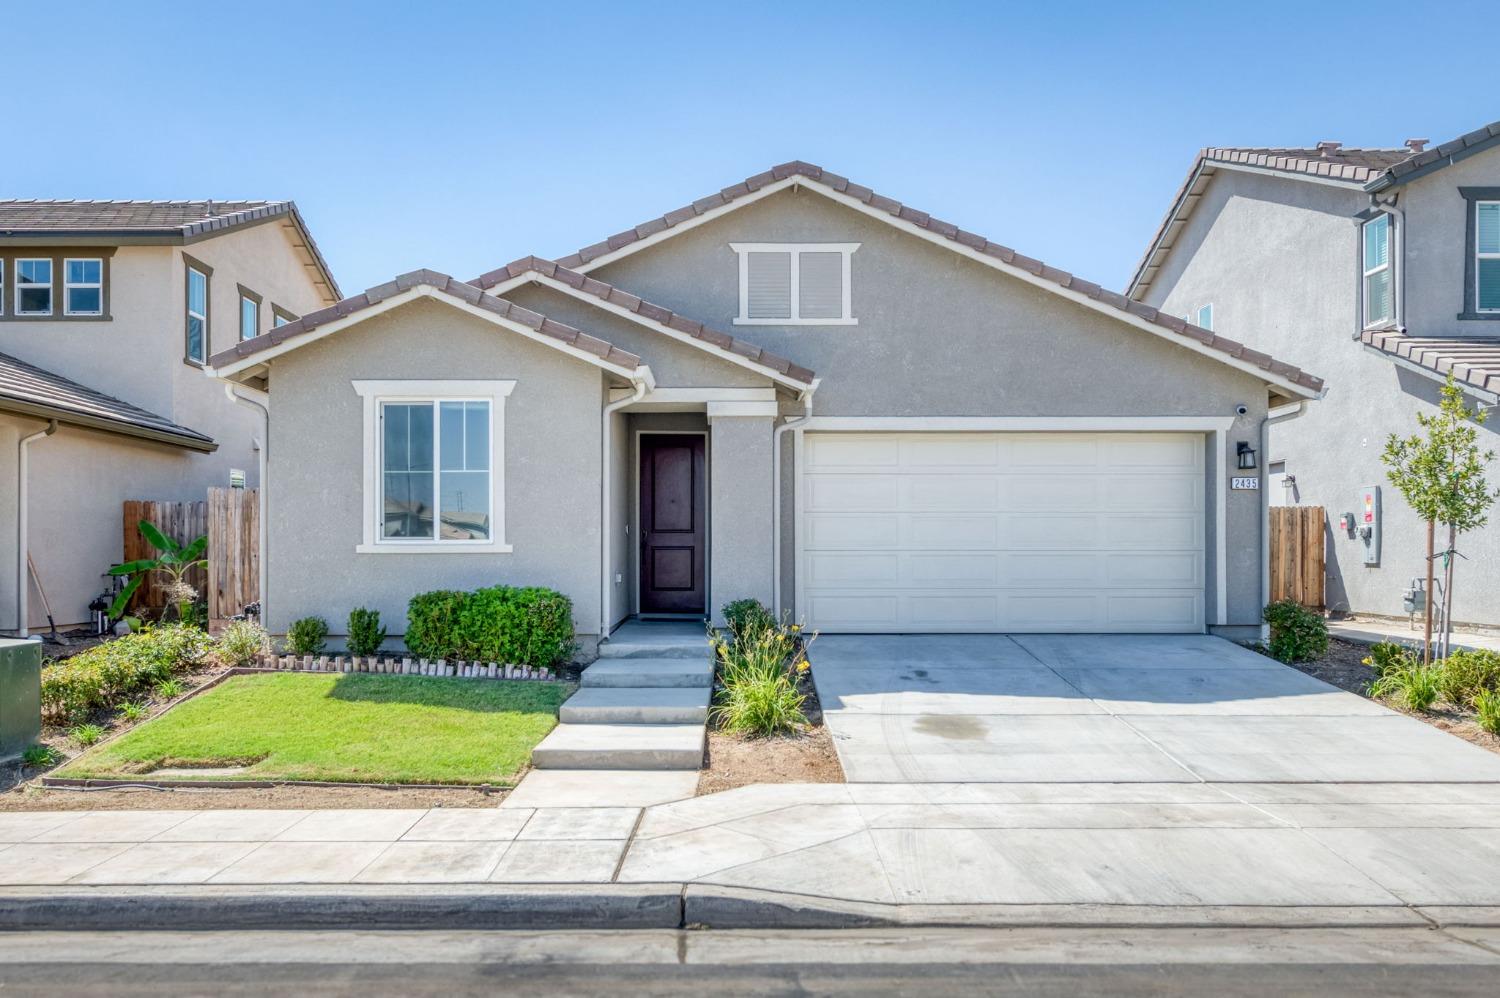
[1358,485,1381,566]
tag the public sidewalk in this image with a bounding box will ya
[6,780,1500,928]
[1328,618,1500,654]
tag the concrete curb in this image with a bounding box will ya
[680,886,1496,930]
[0,884,684,931]
[5,883,1500,932]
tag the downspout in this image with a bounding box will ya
[601,373,651,638]
[772,379,818,622]
[224,383,269,625]
[1260,399,1310,639]
[17,420,58,637]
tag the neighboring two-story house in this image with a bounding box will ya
[209,162,1323,650]
[1129,121,1500,626]
[0,201,339,634]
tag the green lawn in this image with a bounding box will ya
[59,672,572,786]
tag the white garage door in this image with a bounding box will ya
[800,432,1206,633]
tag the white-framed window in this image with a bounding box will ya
[1476,201,1500,313]
[1363,212,1394,325]
[352,380,516,554]
[15,258,52,315]
[1195,303,1214,331]
[63,258,103,315]
[240,293,259,341]
[729,242,858,325]
[185,265,208,363]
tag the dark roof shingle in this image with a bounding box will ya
[0,352,216,451]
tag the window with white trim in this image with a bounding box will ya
[185,265,208,363]
[1195,303,1213,331]
[1363,213,1394,325]
[352,380,515,554]
[1477,201,1500,313]
[15,259,52,315]
[240,293,259,341]
[730,243,858,325]
[64,258,102,315]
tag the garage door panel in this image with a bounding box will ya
[801,431,1206,633]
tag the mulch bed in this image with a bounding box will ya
[696,670,845,795]
[1281,637,1500,755]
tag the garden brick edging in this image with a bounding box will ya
[254,653,563,682]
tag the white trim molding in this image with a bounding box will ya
[352,379,516,555]
[730,242,859,326]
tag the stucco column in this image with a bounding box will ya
[708,413,775,625]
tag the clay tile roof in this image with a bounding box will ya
[535,162,1319,395]
[1367,118,1500,190]
[470,258,816,385]
[1361,328,1500,397]
[209,270,641,374]
[0,199,341,299]
[0,351,215,451]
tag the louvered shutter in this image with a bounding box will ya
[746,251,792,319]
[798,251,844,319]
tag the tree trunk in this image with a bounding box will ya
[1424,518,1435,666]
[1442,523,1457,660]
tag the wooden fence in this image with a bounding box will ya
[122,487,259,621]
[1269,505,1326,609]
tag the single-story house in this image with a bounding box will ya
[207,162,1324,654]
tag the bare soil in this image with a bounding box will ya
[0,779,504,811]
[1282,637,1500,755]
[696,670,845,795]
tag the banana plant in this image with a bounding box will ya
[108,520,208,628]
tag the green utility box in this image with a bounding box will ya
[0,638,43,762]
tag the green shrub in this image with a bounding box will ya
[404,590,468,660]
[119,702,147,722]
[1435,649,1500,707]
[1364,641,1418,676]
[1474,689,1500,736]
[154,677,185,700]
[285,616,329,656]
[346,607,387,657]
[722,598,776,642]
[20,744,60,768]
[1369,664,1442,713]
[710,622,808,736]
[408,586,575,667]
[218,620,269,667]
[70,723,105,747]
[39,623,210,723]
[1262,601,1329,663]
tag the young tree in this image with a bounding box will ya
[1382,376,1498,662]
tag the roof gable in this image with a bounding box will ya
[207,269,649,387]
[471,255,814,390]
[531,161,1322,399]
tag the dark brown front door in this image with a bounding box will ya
[639,434,706,615]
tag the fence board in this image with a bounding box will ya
[122,488,259,621]
[1269,505,1325,609]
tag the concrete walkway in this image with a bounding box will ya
[5,781,1500,918]
[1328,618,1500,654]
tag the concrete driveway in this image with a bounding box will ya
[811,634,1500,783]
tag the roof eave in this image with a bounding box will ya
[0,397,217,452]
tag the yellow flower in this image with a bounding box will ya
[797,661,810,672]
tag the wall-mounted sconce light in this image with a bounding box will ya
[1236,442,1258,470]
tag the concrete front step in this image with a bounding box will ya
[597,621,708,660]
[581,658,713,689]
[560,687,711,725]
[531,723,706,770]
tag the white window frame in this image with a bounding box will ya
[63,257,103,316]
[240,294,259,341]
[186,266,208,363]
[1363,213,1395,326]
[1195,303,1213,331]
[1477,201,1500,313]
[15,258,52,316]
[352,379,515,554]
[730,242,859,325]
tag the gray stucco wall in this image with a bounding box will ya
[593,187,1274,629]
[708,416,774,624]
[1400,147,1500,337]
[265,297,607,649]
[1142,166,1500,624]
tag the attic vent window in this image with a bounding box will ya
[730,243,858,325]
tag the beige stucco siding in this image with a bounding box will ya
[264,297,606,645]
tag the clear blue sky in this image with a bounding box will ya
[6,0,1495,294]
